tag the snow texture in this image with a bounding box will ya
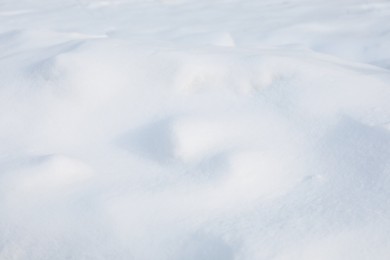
[1,0,390,259]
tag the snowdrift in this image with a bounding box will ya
[1,0,390,259]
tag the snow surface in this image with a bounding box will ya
[1,0,390,259]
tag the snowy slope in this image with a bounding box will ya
[1,0,390,259]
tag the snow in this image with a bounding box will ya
[1,0,390,259]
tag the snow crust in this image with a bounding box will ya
[1,0,390,259]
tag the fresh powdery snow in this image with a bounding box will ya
[1,0,390,259]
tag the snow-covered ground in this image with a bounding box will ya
[1,0,390,259]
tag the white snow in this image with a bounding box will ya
[1,0,390,259]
